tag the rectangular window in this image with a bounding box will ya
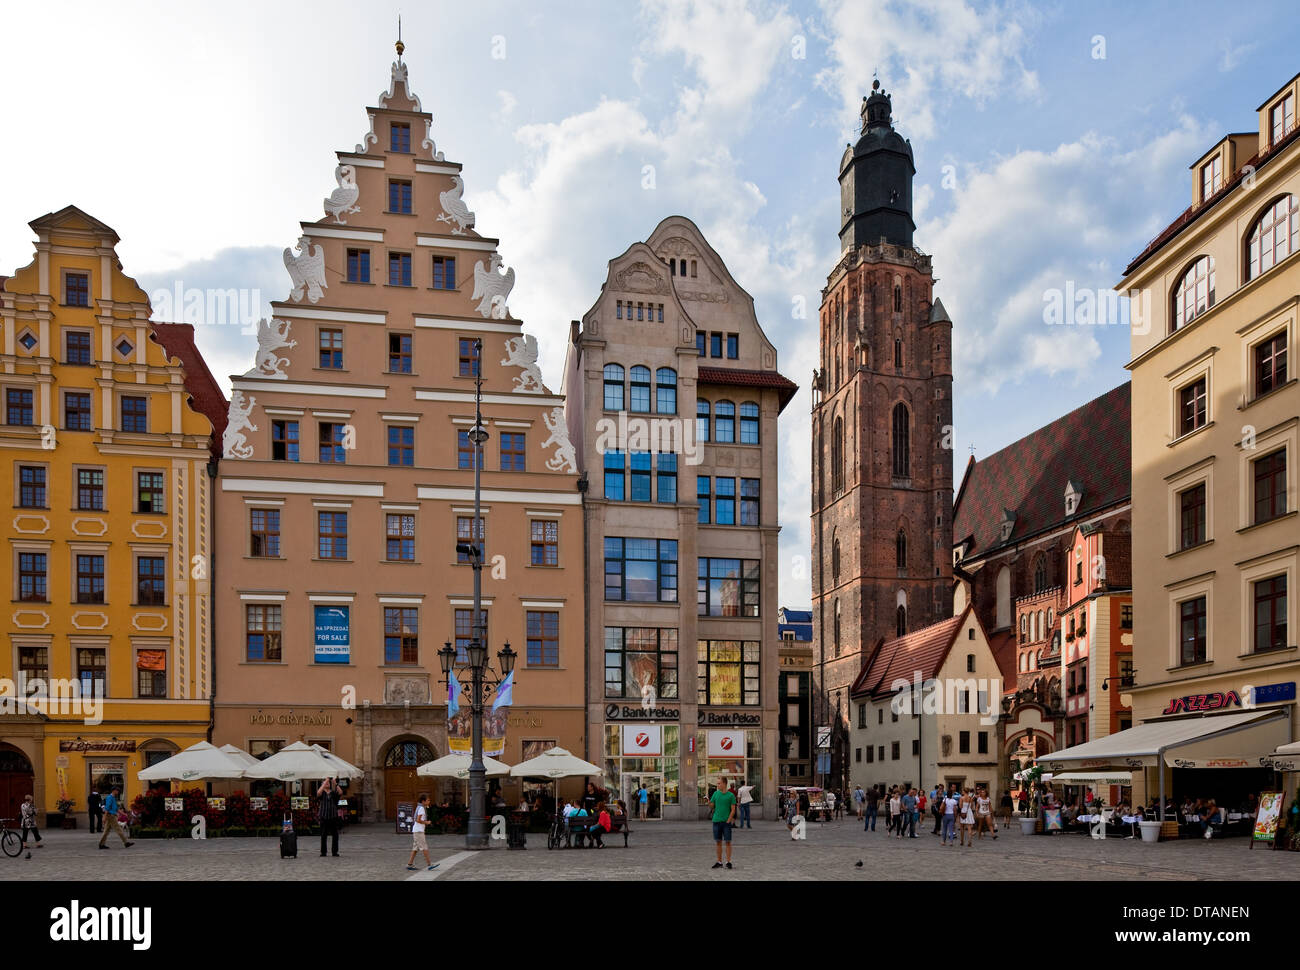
[388,332,412,373]
[319,329,344,368]
[388,252,412,286]
[136,556,166,605]
[912,739,921,756]
[1255,332,1288,398]
[346,249,370,284]
[630,451,652,502]
[710,332,723,358]
[457,430,484,469]
[121,395,147,433]
[500,432,526,471]
[65,391,92,431]
[714,403,735,443]
[250,508,280,558]
[866,746,874,763]
[386,513,415,561]
[384,607,419,664]
[1178,378,1206,436]
[959,731,971,754]
[696,639,760,705]
[1271,92,1295,145]
[726,334,739,359]
[317,511,348,560]
[604,628,679,699]
[891,741,900,760]
[272,420,300,462]
[65,272,89,307]
[697,558,760,617]
[1254,449,1287,524]
[1121,604,1133,629]
[456,516,485,564]
[978,732,989,755]
[137,651,166,698]
[390,122,411,153]
[137,472,164,514]
[1179,596,1207,665]
[1200,156,1222,199]
[432,256,457,290]
[387,425,414,466]
[604,537,677,602]
[65,331,91,364]
[603,449,625,501]
[530,519,558,566]
[697,474,711,524]
[738,478,760,526]
[246,605,283,662]
[1254,575,1288,653]
[739,402,759,444]
[454,608,488,663]
[18,552,47,602]
[458,338,480,377]
[388,179,412,213]
[76,554,105,604]
[696,331,706,357]
[1179,483,1205,549]
[319,422,347,464]
[656,453,677,504]
[715,477,736,525]
[18,465,46,508]
[6,388,33,426]
[19,646,48,682]
[77,647,106,695]
[526,610,560,667]
[77,469,104,510]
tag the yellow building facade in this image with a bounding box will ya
[0,206,221,822]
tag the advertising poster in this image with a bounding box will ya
[313,606,351,664]
[447,707,508,757]
[164,797,183,812]
[622,724,663,756]
[1044,808,1063,831]
[707,729,745,758]
[395,801,415,834]
[1254,791,1283,842]
[250,797,268,811]
[207,797,226,811]
[290,796,309,811]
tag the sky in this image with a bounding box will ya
[1,0,1295,608]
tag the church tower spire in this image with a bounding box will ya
[838,78,916,251]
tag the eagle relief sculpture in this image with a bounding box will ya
[243,318,297,379]
[283,235,327,303]
[541,407,577,474]
[471,253,515,319]
[323,164,361,223]
[223,390,258,459]
[501,334,544,393]
[436,174,476,234]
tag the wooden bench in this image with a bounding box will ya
[565,814,631,848]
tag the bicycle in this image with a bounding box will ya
[0,818,22,858]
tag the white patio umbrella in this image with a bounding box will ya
[418,753,511,779]
[310,744,363,779]
[510,746,603,815]
[218,744,260,769]
[137,741,247,782]
[242,741,364,781]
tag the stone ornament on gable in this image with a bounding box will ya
[615,262,669,295]
[437,174,476,234]
[323,164,361,224]
[385,676,430,705]
[223,390,257,459]
[501,334,544,393]
[541,407,577,474]
[472,253,515,319]
[283,236,327,303]
[244,318,297,379]
[676,288,729,304]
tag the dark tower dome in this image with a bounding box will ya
[838,79,916,251]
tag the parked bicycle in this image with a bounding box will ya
[0,818,22,858]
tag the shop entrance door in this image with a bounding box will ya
[624,773,664,820]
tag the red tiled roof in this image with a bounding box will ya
[953,382,1130,561]
[697,365,799,412]
[149,322,228,459]
[849,609,969,699]
[987,630,1018,692]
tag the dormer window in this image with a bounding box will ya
[1270,92,1294,146]
[1200,157,1221,201]
[999,509,1016,543]
[1064,481,1082,517]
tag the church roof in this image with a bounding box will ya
[953,382,1130,561]
[849,609,970,699]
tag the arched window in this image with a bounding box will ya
[1019,614,1028,644]
[891,403,910,478]
[656,368,677,414]
[714,400,735,443]
[1247,194,1299,281]
[696,400,710,443]
[1047,607,1054,628]
[1019,652,1028,673]
[1171,255,1215,331]
[896,605,907,637]
[384,740,434,766]
[1037,610,1045,642]
[894,338,903,368]
[629,365,651,413]
[831,532,841,582]
[896,529,907,569]
[834,599,841,655]
[690,260,698,278]
[602,364,624,411]
[1033,556,1047,593]
[893,285,902,312]
[739,402,759,444]
[831,416,844,491]
[996,565,1011,629]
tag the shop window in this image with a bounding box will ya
[697,640,760,705]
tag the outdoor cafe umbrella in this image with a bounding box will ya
[417,753,511,779]
[241,741,365,782]
[509,746,603,814]
[137,741,247,782]
[310,744,363,779]
[218,744,260,769]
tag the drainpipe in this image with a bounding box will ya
[206,457,218,743]
[578,472,590,763]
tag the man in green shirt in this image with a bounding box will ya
[709,777,738,870]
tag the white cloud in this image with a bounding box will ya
[496,90,519,120]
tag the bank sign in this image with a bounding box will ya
[314,606,350,664]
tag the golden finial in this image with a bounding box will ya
[396,15,405,58]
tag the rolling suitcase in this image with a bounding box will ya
[280,816,297,858]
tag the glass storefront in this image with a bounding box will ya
[697,729,762,803]
[603,724,680,808]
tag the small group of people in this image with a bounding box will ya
[934,784,999,847]
[560,795,622,847]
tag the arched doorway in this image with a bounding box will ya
[382,739,435,820]
[0,745,35,821]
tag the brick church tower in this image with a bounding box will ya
[811,81,954,789]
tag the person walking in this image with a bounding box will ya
[901,788,917,839]
[709,778,737,869]
[86,789,103,834]
[19,794,42,849]
[959,788,976,847]
[999,789,1014,830]
[785,790,800,838]
[977,788,997,840]
[826,789,837,820]
[940,786,959,847]
[98,787,133,850]
[912,788,925,838]
[317,777,342,858]
[864,786,878,832]
[637,783,649,821]
[931,783,944,835]
[405,793,438,871]
[889,788,903,839]
[736,781,755,829]
[853,785,865,818]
